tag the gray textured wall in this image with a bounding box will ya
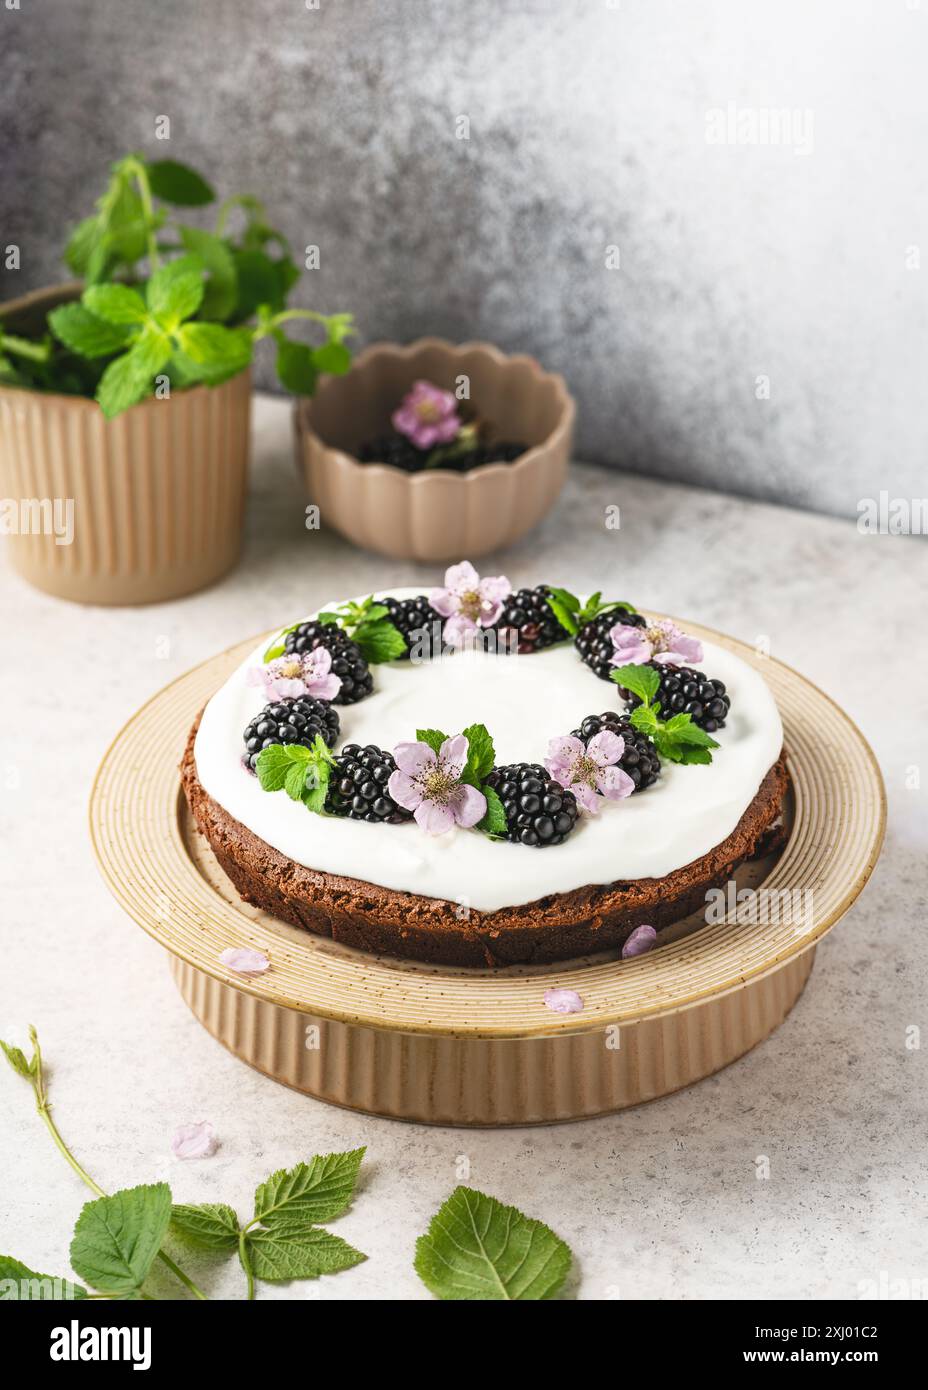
[2,0,926,520]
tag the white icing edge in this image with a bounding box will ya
[193,592,783,913]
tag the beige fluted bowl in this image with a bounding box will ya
[0,284,251,606]
[294,338,574,561]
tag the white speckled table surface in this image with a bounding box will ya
[1,396,924,1301]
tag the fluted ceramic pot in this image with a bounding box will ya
[0,284,251,605]
[294,338,574,562]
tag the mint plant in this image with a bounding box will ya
[0,1028,366,1300]
[0,153,354,418]
[263,596,407,666]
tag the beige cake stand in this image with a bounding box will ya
[90,621,884,1127]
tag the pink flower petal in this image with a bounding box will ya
[475,575,512,625]
[439,733,469,778]
[610,623,652,666]
[442,612,479,647]
[622,924,658,959]
[449,781,487,829]
[171,1121,218,1160]
[587,729,624,767]
[305,673,342,700]
[387,769,424,811]
[429,587,457,618]
[596,765,636,801]
[219,946,270,976]
[414,799,456,835]
[544,988,584,1015]
[571,782,601,815]
[392,741,437,777]
[444,560,480,595]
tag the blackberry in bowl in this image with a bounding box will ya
[485,763,580,847]
[242,697,340,773]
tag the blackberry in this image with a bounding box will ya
[485,762,579,847]
[575,606,646,681]
[357,433,526,474]
[493,586,570,654]
[619,661,731,733]
[570,711,661,793]
[325,744,412,824]
[284,622,373,704]
[382,595,442,660]
[242,697,340,773]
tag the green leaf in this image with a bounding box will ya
[352,619,407,664]
[545,590,580,636]
[83,283,148,325]
[611,662,660,706]
[147,159,215,207]
[0,1255,87,1300]
[476,785,507,837]
[0,1040,33,1078]
[253,1148,366,1227]
[245,1226,366,1283]
[661,744,713,766]
[414,1187,572,1301]
[48,303,131,359]
[276,337,318,395]
[284,760,312,801]
[629,703,660,738]
[461,723,495,784]
[95,329,172,418]
[176,322,252,376]
[263,623,301,662]
[577,593,637,626]
[255,742,312,792]
[178,227,238,320]
[313,341,352,376]
[416,729,448,755]
[146,254,205,324]
[170,1203,240,1252]
[231,247,286,319]
[70,1183,172,1298]
[546,586,580,614]
[63,215,101,276]
[660,712,720,749]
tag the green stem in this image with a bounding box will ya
[25,1029,207,1301]
[238,1230,256,1301]
[0,332,52,364]
[126,158,160,272]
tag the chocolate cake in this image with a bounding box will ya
[182,568,789,968]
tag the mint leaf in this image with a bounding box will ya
[352,619,407,664]
[313,341,352,376]
[263,622,301,662]
[462,723,495,784]
[415,1187,572,1301]
[476,785,507,837]
[661,744,713,766]
[178,227,237,320]
[48,303,130,358]
[284,759,312,802]
[170,1203,240,1252]
[64,215,101,277]
[0,1255,87,1300]
[660,712,720,749]
[146,254,204,324]
[244,1226,365,1282]
[544,587,581,636]
[546,586,580,614]
[83,283,148,325]
[95,329,172,418]
[577,593,637,626]
[416,729,448,754]
[253,1148,366,1227]
[70,1183,172,1298]
[176,322,252,375]
[231,247,286,318]
[276,337,318,395]
[629,703,660,738]
[611,662,660,706]
[256,742,311,792]
[147,159,215,207]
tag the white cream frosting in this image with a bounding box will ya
[193,592,783,914]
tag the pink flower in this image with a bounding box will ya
[622,924,658,959]
[543,988,584,1015]
[392,379,462,449]
[219,946,270,976]
[429,560,511,647]
[388,734,487,835]
[247,648,341,702]
[171,1121,218,1160]
[544,731,635,815]
[610,619,703,668]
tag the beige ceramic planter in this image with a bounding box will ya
[0,284,251,605]
[295,338,574,562]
